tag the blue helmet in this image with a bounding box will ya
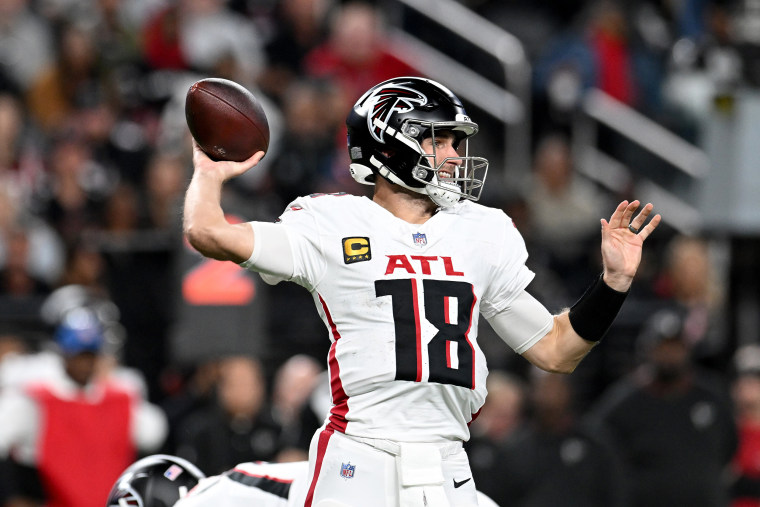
[54,307,104,356]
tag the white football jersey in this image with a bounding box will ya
[248,194,536,442]
[175,460,502,506]
[176,461,309,507]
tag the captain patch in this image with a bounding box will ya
[342,237,371,264]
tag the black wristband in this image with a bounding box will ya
[568,274,629,342]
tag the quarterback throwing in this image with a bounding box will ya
[183,76,660,506]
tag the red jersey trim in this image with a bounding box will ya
[411,279,422,382]
[465,285,478,389]
[318,293,348,433]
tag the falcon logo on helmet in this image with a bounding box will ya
[363,85,427,143]
[108,487,143,507]
[346,76,489,208]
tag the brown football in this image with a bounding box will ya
[185,78,270,162]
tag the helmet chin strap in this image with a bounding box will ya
[420,161,462,208]
[426,182,460,207]
[371,156,461,208]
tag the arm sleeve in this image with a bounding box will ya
[131,399,168,452]
[0,392,37,459]
[238,197,326,290]
[486,290,554,354]
[239,221,295,283]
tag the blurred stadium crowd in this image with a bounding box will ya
[2,0,760,505]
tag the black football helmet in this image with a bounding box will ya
[106,455,205,507]
[346,76,488,207]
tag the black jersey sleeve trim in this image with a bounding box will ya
[225,469,293,499]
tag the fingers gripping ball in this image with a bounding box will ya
[185,78,270,161]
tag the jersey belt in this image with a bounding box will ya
[345,434,462,459]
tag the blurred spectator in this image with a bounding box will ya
[469,370,528,445]
[143,151,186,230]
[653,234,730,372]
[142,2,191,71]
[0,307,167,507]
[143,0,265,85]
[0,0,54,92]
[0,333,27,365]
[303,1,419,108]
[589,309,738,507]
[586,0,641,106]
[670,0,715,41]
[466,370,529,501]
[26,21,118,136]
[159,359,220,455]
[270,354,323,460]
[89,0,162,71]
[479,371,627,507]
[268,78,346,206]
[523,133,609,301]
[33,135,109,248]
[175,355,284,475]
[730,346,760,506]
[179,0,265,85]
[532,0,666,134]
[0,227,50,298]
[0,177,64,290]
[103,181,141,233]
[0,92,46,202]
[55,244,107,304]
[259,0,333,103]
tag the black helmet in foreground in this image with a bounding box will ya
[106,455,205,507]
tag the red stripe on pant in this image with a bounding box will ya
[304,428,334,507]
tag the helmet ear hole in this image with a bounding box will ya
[402,123,424,139]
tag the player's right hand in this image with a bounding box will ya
[191,139,265,182]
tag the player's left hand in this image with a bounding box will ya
[600,200,661,292]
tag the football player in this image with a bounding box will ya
[183,76,660,506]
[106,455,501,507]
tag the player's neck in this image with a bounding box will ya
[373,178,437,224]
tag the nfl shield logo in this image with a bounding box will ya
[340,462,356,479]
[412,232,427,247]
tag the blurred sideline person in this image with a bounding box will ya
[589,309,737,507]
[270,354,324,461]
[105,454,501,507]
[729,345,760,506]
[174,355,285,475]
[486,372,627,506]
[183,76,660,506]
[0,308,167,507]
